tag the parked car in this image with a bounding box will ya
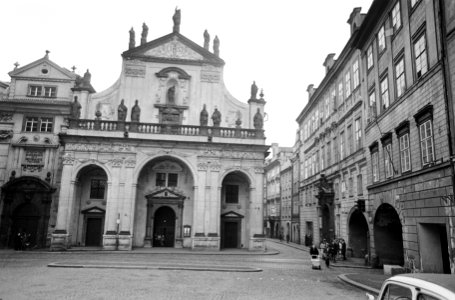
[367,273,455,300]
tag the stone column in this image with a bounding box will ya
[103,164,120,250]
[51,158,75,250]
[144,202,153,247]
[194,165,207,235]
[207,162,221,237]
[249,170,266,251]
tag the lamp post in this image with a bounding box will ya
[115,214,120,251]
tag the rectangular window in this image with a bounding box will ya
[25,117,39,132]
[414,34,428,79]
[368,90,377,121]
[357,174,363,196]
[327,141,331,166]
[325,97,330,119]
[345,72,351,97]
[380,76,390,110]
[315,151,320,173]
[355,118,362,151]
[353,60,360,88]
[372,151,379,182]
[384,143,394,178]
[340,131,345,160]
[392,2,402,33]
[347,125,353,156]
[225,185,239,203]
[367,44,374,70]
[399,133,411,172]
[28,85,42,97]
[168,173,178,187]
[420,120,435,165]
[90,179,106,199]
[378,25,386,53]
[331,89,337,111]
[333,137,338,162]
[395,57,406,98]
[341,180,346,198]
[349,177,354,196]
[40,117,53,132]
[44,86,57,98]
[321,146,325,170]
[338,82,344,104]
[410,0,418,8]
[156,173,166,186]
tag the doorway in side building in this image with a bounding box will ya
[418,223,451,273]
[153,206,175,247]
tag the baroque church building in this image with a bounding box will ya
[0,10,268,251]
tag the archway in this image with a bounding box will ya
[348,209,369,258]
[72,165,108,247]
[321,204,333,241]
[0,176,55,248]
[374,203,404,265]
[220,171,251,249]
[153,206,175,247]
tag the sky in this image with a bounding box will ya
[0,0,373,147]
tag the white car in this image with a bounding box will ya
[367,273,455,300]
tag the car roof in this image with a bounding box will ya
[388,274,455,295]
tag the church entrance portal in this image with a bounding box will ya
[153,206,175,247]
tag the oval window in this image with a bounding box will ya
[41,68,48,74]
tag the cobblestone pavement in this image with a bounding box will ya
[0,241,371,300]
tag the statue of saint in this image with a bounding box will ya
[118,99,128,121]
[70,97,82,119]
[253,108,264,130]
[213,36,220,56]
[200,104,208,126]
[141,23,148,45]
[129,27,135,49]
[131,100,141,122]
[203,30,210,50]
[167,86,176,103]
[251,81,258,100]
[211,108,221,127]
[173,7,181,33]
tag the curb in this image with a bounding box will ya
[47,262,263,272]
[338,273,380,295]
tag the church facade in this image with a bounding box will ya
[0,10,268,251]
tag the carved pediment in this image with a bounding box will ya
[144,39,203,60]
[81,206,106,214]
[146,187,186,200]
[221,211,244,219]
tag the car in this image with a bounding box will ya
[366,273,455,300]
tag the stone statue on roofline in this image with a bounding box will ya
[253,108,263,130]
[129,27,135,49]
[200,104,208,126]
[70,96,82,119]
[131,100,141,122]
[250,81,258,100]
[213,36,220,56]
[173,7,181,33]
[203,30,210,50]
[211,108,221,127]
[118,99,127,121]
[141,23,148,45]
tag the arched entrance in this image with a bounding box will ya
[153,206,175,247]
[0,176,55,248]
[374,203,404,265]
[220,171,250,249]
[321,204,334,241]
[348,208,369,258]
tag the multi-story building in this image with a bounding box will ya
[264,143,292,239]
[291,135,301,244]
[0,11,269,251]
[296,8,368,257]
[280,158,292,242]
[354,0,454,273]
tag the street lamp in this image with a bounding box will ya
[115,214,120,251]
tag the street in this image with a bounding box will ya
[0,240,368,299]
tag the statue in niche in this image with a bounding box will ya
[173,7,181,33]
[167,86,176,104]
[203,30,210,49]
[70,96,82,119]
[141,23,148,45]
[211,108,221,127]
[118,99,128,121]
[131,100,141,122]
[253,108,264,130]
[129,27,135,49]
[251,81,258,100]
[213,36,220,56]
[200,104,208,126]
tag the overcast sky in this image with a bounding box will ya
[0,0,373,147]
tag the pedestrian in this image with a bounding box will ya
[341,239,347,260]
[309,244,319,256]
[286,234,290,243]
[14,228,24,251]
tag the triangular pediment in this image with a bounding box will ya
[146,187,186,200]
[9,55,76,80]
[221,211,244,219]
[81,206,106,214]
[122,32,224,67]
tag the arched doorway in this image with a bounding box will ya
[348,209,369,258]
[321,204,334,241]
[374,204,404,265]
[220,171,250,249]
[0,176,55,248]
[153,206,175,247]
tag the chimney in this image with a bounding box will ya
[307,84,316,99]
[347,7,364,35]
[323,53,336,74]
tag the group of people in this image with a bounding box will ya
[14,228,31,251]
[310,238,347,268]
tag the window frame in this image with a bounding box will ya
[377,24,386,55]
[368,88,377,122]
[419,120,435,166]
[28,85,42,97]
[383,142,394,179]
[345,71,351,97]
[355,118,362,151]
[352,60,360,89]
[399,132,412,173]
[391,1,402,34]
[23,116,54,133]
[394,55,406,98]
[367,44,374,71]
[225,184,239,204]
[380,74,390,111]
[90,179,106,199]
[413,31,428,80]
